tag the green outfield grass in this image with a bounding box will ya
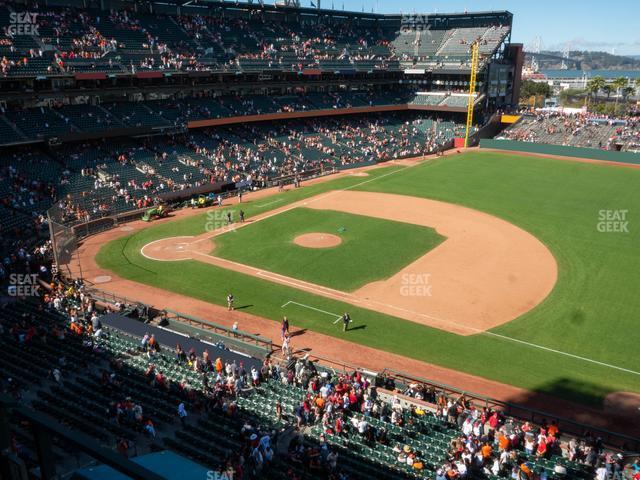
[96,151,640,406]
[214,207,444,291]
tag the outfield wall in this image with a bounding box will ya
[480,139,640,165]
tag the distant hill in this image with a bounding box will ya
[524,50,640,70]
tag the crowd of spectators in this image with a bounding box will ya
[0,2,509,76]
[277,358,632,480]
[1,275,316,477]
[0,88,422,143]
[0,203,637,480]
[0,112,461,224]
[0,107,466,288]
[498,111,640,153]
[1,261,637,480]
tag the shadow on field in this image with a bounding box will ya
[235,304,253,310]
[290,328,307,338]
[346,325,366,331]
[499,377,640,450]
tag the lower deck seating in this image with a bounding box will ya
[0,285,604,480]
[0,111,473,224]
[500,113,640,152]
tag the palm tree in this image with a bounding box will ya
[586,76,605,107]
[612,77,628,114]
[621,86,635,112]
[602,84,613,100]
[635,78,640,95]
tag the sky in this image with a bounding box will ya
[306,0,640,56]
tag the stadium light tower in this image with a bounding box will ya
[464,41,479,148]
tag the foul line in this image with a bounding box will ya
[256,270,350,297]
[256,199,284,208]
[198,164,413,242]
[282,300,343,323]
[483,332,640,376]
[137,161,640,377]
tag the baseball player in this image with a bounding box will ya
[227,293,235,311]
[342,312,351,332]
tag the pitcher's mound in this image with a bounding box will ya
[294,233,342,248]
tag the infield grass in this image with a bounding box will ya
[213,207,444,291]
[97,152,640,406]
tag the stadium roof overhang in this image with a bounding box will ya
[134,0,512,26]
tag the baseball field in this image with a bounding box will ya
[94,150,640,409]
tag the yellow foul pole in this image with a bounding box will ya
[464,41,479,148]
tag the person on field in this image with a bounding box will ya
[282,333,291,358]
[281,316,289,340]
[226,211,232,224]
[227,293,234,311]
[239,210,245,223]
[342,312,351,332]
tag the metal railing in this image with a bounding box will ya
[270,350,640,452]
[272,350,378,377]
[87,287,273,358]
[274,351,640,452]
[163,308,272,352]
[378,367,640,453]
[70,206,149,239]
